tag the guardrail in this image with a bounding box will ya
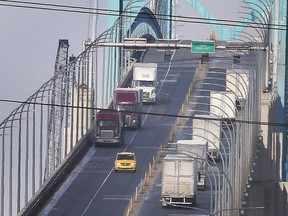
[19,58,138,216]
[19,127,95,216]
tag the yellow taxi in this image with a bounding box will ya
[114,152,136,172]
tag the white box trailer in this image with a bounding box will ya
[161,154,198,207]
[226,69,249,110]
[210,91,236,119]
[192,115,221,161]
[226,69,249,100]
[176,140,208,190]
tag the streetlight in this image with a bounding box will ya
[175,148,221,213]
[234,11,270,92]
[239,2,271,45]
[191,64,256,209]
[237,12,266,42]
[212,206,265,216]
[182,125,234,214]
[189,92,238,211]
[167,204,264,216]
[236,31,271,92]
[187,80,239,212]
[245,0,271,28]
[207,62,253,208]
[208,62,256,177]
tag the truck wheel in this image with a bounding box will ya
[138,116,142,128]
[191,196,197,206]
[121,134,125,146]
[161,202,167,207]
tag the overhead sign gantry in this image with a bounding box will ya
[95,38,265,52]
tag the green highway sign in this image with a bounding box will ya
[191,41,215,53]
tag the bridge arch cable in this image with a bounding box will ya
[76,1,166,108]
[0,1,169,214]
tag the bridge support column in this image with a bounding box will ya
[243,92,286,216]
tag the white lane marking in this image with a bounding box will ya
[81,168,115,216]
[158,50,177,93]
[162,123,175,126]
[103,197,130,201]
[84,164,104,168]
[81,50,179,215]
[160,79,177,83]
[135,146,161,150]
[81,171,110,174]
[40,50,181,215]
[103,195,131,201]
[80,104,153,215]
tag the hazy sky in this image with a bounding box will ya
[176,0,247,40]
[0,0,94,122]
[0,0,245,122]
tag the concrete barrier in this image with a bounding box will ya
[19,128,95,216]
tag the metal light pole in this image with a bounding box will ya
[209,59,259,210]
[191,62,256,211]
[189,77,240,213]
[190,91,238,212]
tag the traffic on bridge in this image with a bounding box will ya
[0,1,287,216]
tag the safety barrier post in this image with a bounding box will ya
[148,163,153,177]
[144,172,148,186]
[129,197,133,213]
[135,187,139,203]
[140,180,144,194]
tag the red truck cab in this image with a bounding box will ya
[113,88,143,129]
[95,110,124,147]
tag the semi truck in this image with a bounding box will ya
[113,88,143,129]
[226,69,249,110]
[176,139,208,190]
[131,63,158,103]
[161,154,198,207]
[94,110,124,147]
[210,91,236,120]
[192,114,221,161]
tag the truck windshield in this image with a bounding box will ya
[98,120,117,127]
[136,80,154,87]
[117,154,135,160]
[115,104,135,112]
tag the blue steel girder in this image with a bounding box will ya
[186,0,272,40]
[106,0,170,40]
[97,2,167,106]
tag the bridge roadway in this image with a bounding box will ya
[39,41,201,216]
[135,48,256,215]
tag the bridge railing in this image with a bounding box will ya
[0,1,169,215]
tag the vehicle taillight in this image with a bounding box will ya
[132,116,137,125]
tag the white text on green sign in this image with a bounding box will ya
[191,41,215,53]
